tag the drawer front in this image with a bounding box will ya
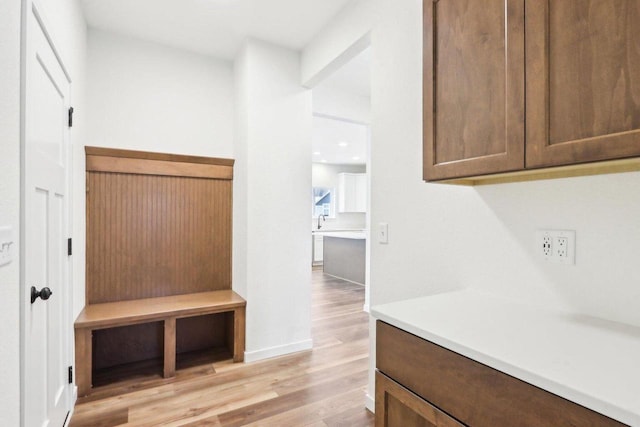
[376,371,464,427]
[376,321,626,427]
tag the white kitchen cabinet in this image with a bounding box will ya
[338,173,366,213]
[312,234,324,264]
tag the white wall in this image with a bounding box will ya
[304,0,640,410]
[0,1,22,423]
[313,84,370,124]
[87,30,234,158]
[301,0,376,87]
[312,163,366,230]
[233,39,313,361]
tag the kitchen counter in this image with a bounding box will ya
[313,230,366,239]
[371,289,640,426]
[321,232,366,284]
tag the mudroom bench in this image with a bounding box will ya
[79,148,242,397]
[74,290,246,396]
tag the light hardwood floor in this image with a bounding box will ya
[70,269,374,426]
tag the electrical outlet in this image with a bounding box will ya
[542,235,552,257]
[556,237,568,258]
[536,230,575,264]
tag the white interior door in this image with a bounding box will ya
[22,1,72,426]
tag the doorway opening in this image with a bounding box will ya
[309,44,371,310]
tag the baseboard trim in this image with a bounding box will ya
[244,339,313,363]
[365,393,375,413]
[324,273,365,286]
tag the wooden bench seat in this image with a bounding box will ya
[74,290,246,396]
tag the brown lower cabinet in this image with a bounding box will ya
[376,371,464,427]
[376,321,628,427]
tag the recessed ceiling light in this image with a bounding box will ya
[313,151,321,156]
[338,141,348,147]
[352,156,360,160]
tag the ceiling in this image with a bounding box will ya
[80,0,355,59]
[313,47,371,164]
[312,116,367,165]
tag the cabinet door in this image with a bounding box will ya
[313,235,324,263]
[355,174,367,212]
[423,0,525,181]
[338,173,366,213]
[337,173,350,212]
[526,0,640,168]
[376,372,464,427]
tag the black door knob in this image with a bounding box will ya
[31,286,52,304]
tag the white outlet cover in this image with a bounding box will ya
[536,229,575,265]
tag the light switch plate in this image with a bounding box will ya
[0,226,15,267]
[378,223,389,244]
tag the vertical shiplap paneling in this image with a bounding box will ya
[86,172,232,304]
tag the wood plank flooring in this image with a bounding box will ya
[70,270,374,426]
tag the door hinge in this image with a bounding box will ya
[68,106,74,127]
[67,238,72,256]
[68,366,73,384]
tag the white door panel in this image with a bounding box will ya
[22,1,72,426]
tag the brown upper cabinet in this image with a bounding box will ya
[423,0,525,181]
[424,0,640,183]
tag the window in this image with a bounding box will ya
[312,187,335,218]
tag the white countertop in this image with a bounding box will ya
[371,289,640,426]
[313,230,366,240]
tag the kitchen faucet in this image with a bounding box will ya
[317,214,326,229]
